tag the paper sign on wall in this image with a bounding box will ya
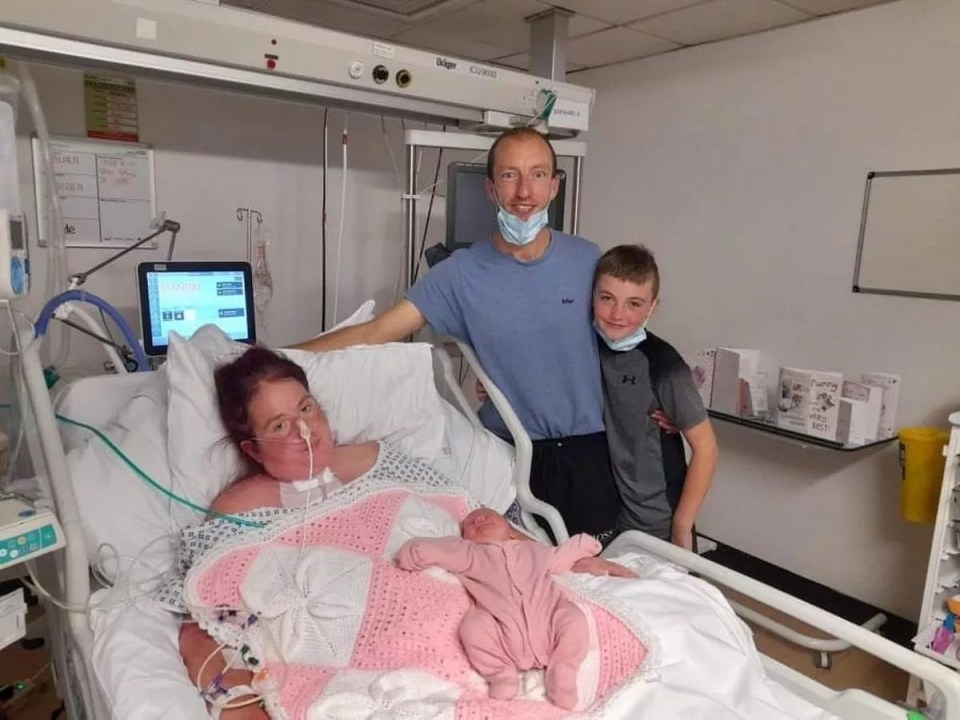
[32,135,157,248]
[84,74,139,143]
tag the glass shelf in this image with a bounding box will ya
[706,410,897,452]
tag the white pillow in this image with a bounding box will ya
[318,299,376,336]
[434,400,516,513]
[165,325,448,504]
[61,300,386,580]
[66,368,195,581]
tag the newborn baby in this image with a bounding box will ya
[395,508,632,709]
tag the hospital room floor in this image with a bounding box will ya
[720,586,910,702]
[0,594,63,720]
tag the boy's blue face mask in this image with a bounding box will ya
[496,206,549,246]
[594,319,649,353]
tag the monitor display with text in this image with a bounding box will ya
[137,261,256,356]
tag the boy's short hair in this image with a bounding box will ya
[594,244,660,299]
[485,127,558,181]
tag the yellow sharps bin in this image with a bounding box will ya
[899,427,949,524]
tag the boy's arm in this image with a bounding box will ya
[395,537,473,574]
[288,300,426,352]
[672,418,718,550]
[654,355,717,551]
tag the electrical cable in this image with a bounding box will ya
[320,107,329,333]
[1,303,31,490]
[332,115,348,326]
[0,302,36,357]
[383,116,410,304]
[411,144,444,284]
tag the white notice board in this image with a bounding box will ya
[853,168,960,301]
[32,135,157,248]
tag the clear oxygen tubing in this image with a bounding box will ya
[17,62,70,368]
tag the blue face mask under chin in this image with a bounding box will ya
[594,319,648,352]
[496,206,549,246]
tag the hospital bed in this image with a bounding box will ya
[14,322,960,720]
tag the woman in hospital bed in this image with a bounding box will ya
[175,346,461,718]
[173,346,630,718]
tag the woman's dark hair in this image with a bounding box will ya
[214,346,309,474]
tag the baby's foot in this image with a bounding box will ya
[545,662,579,710]
[486,670,519,701]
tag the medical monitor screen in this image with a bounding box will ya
[137,261,256,356]
[444,163,566,251]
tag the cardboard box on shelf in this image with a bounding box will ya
[860,372,901,440]
[711,348,778,418]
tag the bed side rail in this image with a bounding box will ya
[433,337,569,544]
[606,530,960,718]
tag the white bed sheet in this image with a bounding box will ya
[586,551,836,720]
[89,550,836,720]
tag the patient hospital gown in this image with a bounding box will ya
[157,441,485,613]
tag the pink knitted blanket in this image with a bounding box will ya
[183,482,653,720]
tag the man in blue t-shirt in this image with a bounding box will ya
[294,128,621,538]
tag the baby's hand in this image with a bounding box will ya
[571,557,637,579]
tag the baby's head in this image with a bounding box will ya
[462,508,516,542]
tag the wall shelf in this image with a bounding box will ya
[706,410,897,452]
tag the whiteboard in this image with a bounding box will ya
[853,169,960,301]
[32,135,157,249]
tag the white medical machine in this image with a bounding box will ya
[0,496,64,570]
[0,585,27,649]
[0,496,64,650]
[0,209,29,299]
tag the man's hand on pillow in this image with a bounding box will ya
[475,379,489,403]
[571,557,638,579]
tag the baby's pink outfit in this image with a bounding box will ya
[396,534,601,709]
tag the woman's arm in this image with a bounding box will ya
[672,419,718,551]
[179,622,268,720]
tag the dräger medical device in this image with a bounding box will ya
[137,260,256,357]
[0,209,28,300]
